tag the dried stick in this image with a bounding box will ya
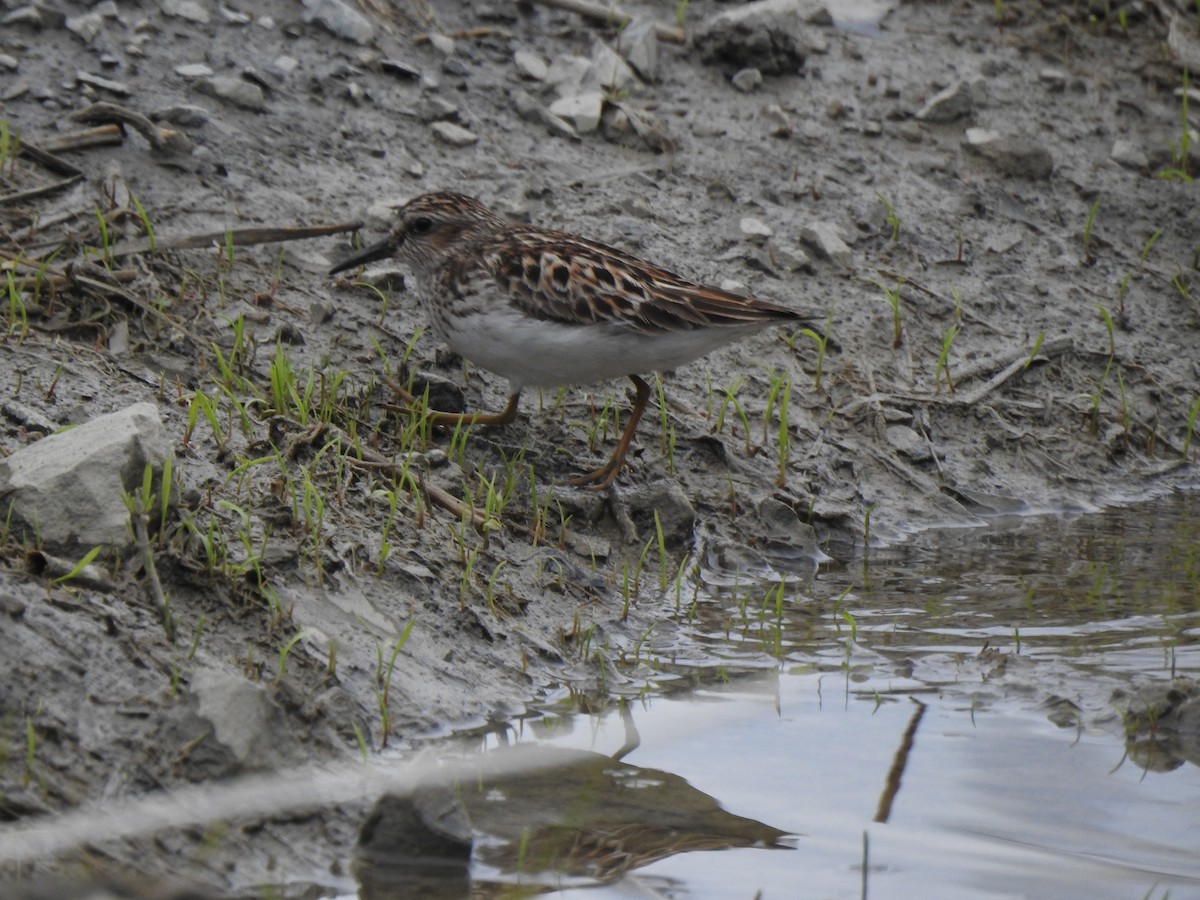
[69,102,190,155]
[529,0,686,43]
[109,222,363,259]
[39,125,125,154]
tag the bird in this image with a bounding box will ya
[330,191,822,489]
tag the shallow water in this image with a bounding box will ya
[472,492,1200,898]
[6,495,1200,898]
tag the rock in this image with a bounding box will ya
[769,241,811,272]
[916,80,974,122]
[427,34,456,57]
[381,58,421,80]
[0,403,170,553]
[65,11,106,42]
[694,0,830,75]
[0,54,16,72]
[1111,139,1149,171]
[546,55,591,97]
[620,19,659,82]
[202,76,267,111]
[420,96,459,122]
[964,129,1054,179]
[1168,13,1200,74]
[513,49,548,81]
[731,67,763,92]
[512,89,580,140]
[301,0,374,45]
[1039,67,1068,92]
[162,0,211,25]
[740,216,773,238]
[174,63,214,78]
[219,4,252,25]
[2,6,45,28]
[799,221,852,264]
[431,121,479,146]
[193,670,304,770]
[585,39,638,92]
[548,92,605,134]
[442,56,470,77]
[152,103,213,126]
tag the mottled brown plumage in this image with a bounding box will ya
[332,192,819,487]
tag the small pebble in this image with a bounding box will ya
[204,76,267,111]
[175,63,214,78]
[162,0,210,24]
[431,121,478,146]
[427,34,456,56]
[739,216,773,239]
[731,68,763,93]
[513,49,548,82]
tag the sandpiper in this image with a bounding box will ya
[331,191,821,488]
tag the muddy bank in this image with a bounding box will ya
[1,0,1199,892]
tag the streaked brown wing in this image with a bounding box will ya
[485,229,810,335]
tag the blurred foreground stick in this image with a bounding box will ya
[530,0,686,43]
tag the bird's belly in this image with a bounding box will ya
[439,306,767,392]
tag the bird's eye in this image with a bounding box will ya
[410,216,434,235]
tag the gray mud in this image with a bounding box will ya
[1,0,1199,892]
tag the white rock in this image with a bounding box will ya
[65,12,105,42]
[964,126,1000,146]
[732,68,763,92]
[546,55,591,97]
[514,50,548,81]
[548,92,605,133]
[301,0,373,45]
[585,39,638,92]
[162,0,211,24]
[1111,139,1148,171]
[800,221,852,264]
[431,121,479,146]
[204,76,267,111]
[620,19,658,82]
[175,63,214,78]
[740,216,773,238]
[218,4,251,25]
[0,403,169,552]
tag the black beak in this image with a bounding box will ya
[328,235,394,275]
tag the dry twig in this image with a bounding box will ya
[529,0,687,43]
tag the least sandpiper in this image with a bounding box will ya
[331,191,820,488]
